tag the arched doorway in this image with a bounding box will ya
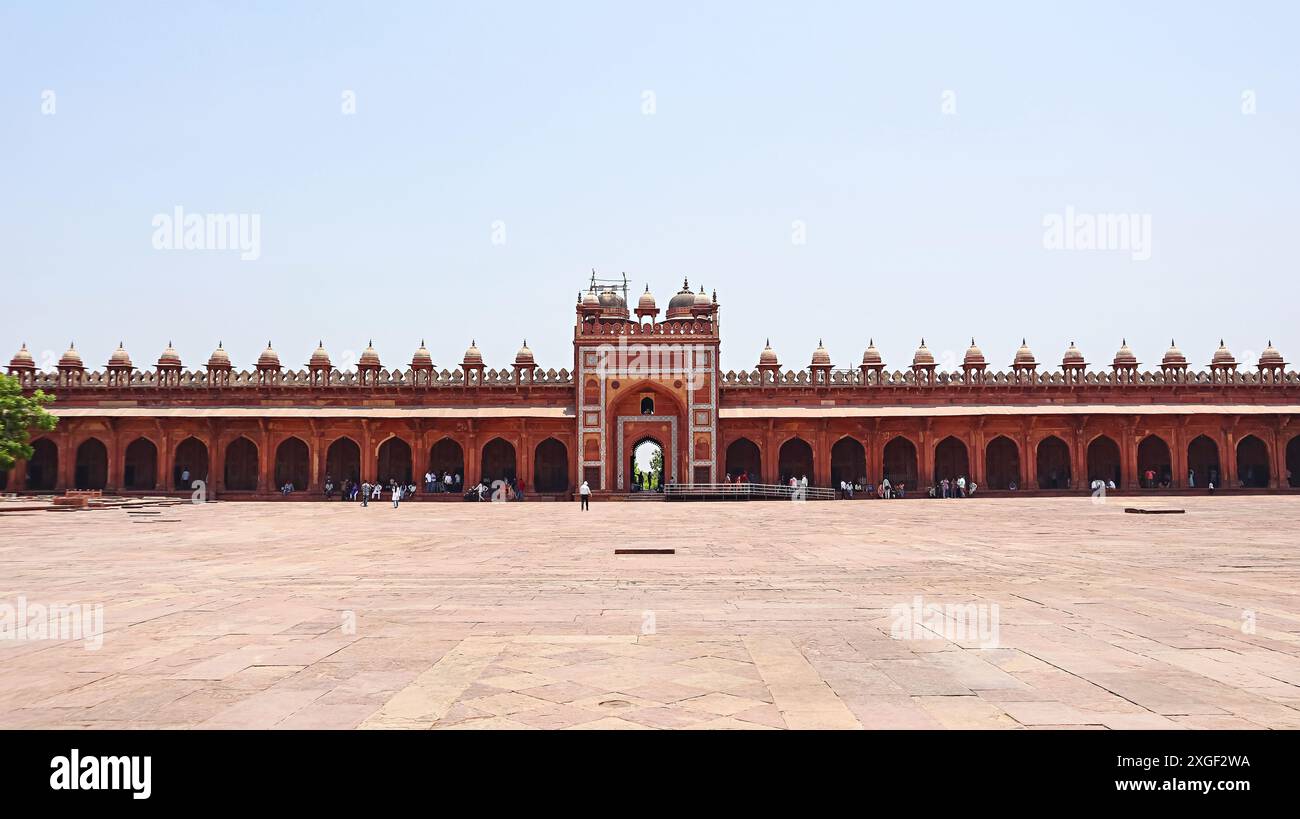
[1036,436,1071,489]
[326,437,361,484]
[123,437,158,490]
[224,437,259,491]
[1087,435,1121,488]
[1137,435,1172,488]
[429,438,464,479]
[533,438,569,492]
[1236,435,1270,488]
[725,438,761,482]
[1186,435,1220,489]
[933,436,970,485]
[1288,436,1300,488]
[631,438,663,491]
[174,437,209,489]
[830,437,865,487]
[882,436,918,488]
[377,437,412,485]
[74,438,108,489]
[26,438,58,490]
[985,436,1020,489]
[480,438,516,484]
[778,437,814,484]
[275,437,310,490]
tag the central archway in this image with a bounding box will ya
[1036,436,1071,489]
[275,436,310,490]
[480,437,516,484]
[985,436,1020,489]
[533,438,569,493]
[1087,435,1121,488]
[725,438,761,482]
[882,436,918,488]
[778,437,814,485]
[428,438,464,479]
[631,437,663,491]
[933,436,970,485]
[830,437,865,487]
[1137,435,1172,488]
[1186,435,1220,488]
[27,438,58,490]
[123,437,158,490]
[174,437,209,489]
[1236,435,1270,488]
[377,437,412,485]
[224,437,258,490]
[326,437,361,484]
[74,438,108,490]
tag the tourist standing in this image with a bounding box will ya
[392,483,402,508]
[579,480,590,510]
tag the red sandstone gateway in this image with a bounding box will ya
[4,279,1298,499]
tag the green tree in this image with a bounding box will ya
[649,448,663,489]
[0,374,57,472]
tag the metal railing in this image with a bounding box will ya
[663,482,837,501]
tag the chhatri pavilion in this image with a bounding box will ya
[5,277,1299,498]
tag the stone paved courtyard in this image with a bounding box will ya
[2,496,1299,730]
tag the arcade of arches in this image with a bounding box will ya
[712,425,1300,494]
[5,425,576,497]
[10,422,1298,496]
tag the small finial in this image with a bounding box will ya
[1021,337,1026,345]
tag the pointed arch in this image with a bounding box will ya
[480,437,517,483]
[174,437,209,488]
[26,438,58,490]
[1086,435,1121,488]
[123,437,158,490]
[1236,435,1270,488]
[725,437,762,482]
[830,436,866,487]
[533,438,569,492]
[984,435,1020,490]
[933,436,970,485]
[74,438,108,490]
[1137,434,1172,488]
[1186,435,1220,489]
[881,435,918,488]
[274,436,311,490]
[224,436,259,491]
[778,437,814,484]
[325,436,361,484]
[377,436,412,485]
[1035,435,1071,489]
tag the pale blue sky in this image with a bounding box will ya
[2,1,1296,373]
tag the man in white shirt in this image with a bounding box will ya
[578,480,590,510]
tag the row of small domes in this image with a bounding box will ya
[580,278,716,318]
[758,338,1287,370]
[9,339,538,371]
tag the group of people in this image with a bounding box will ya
[422,471,464,494]
[321,476,417,506]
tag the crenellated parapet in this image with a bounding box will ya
[18,366,573,391]
[720,367,1300,389]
